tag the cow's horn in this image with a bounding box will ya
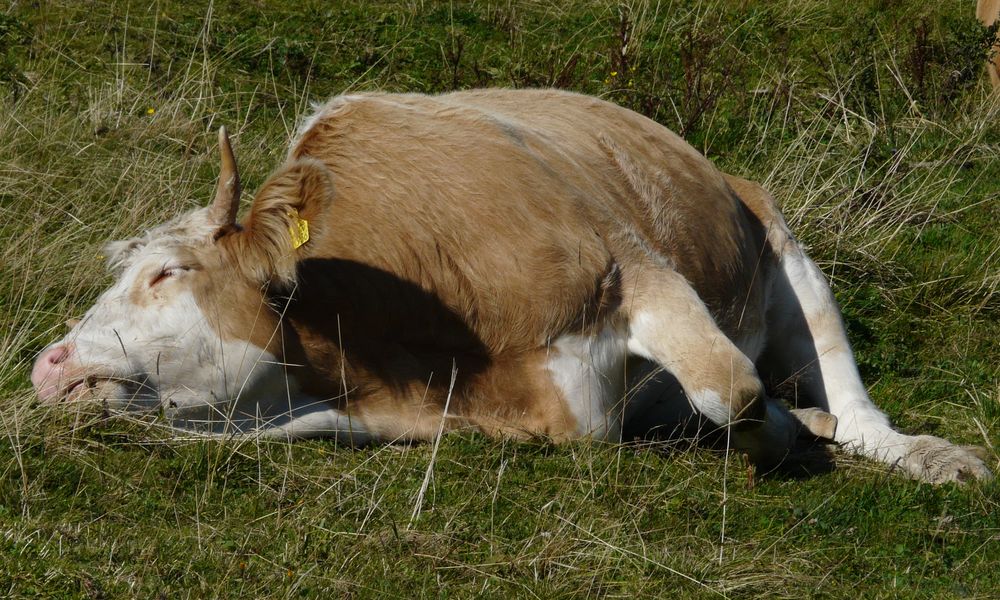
[209,126,241,226]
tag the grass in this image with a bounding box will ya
[1,0,998,597]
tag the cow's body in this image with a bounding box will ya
[31,89,991,483]
[278,90,771,443]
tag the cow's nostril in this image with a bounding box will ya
[31,343,77,400]
[47,345,72,365]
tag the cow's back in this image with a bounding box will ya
[287,89,772,349]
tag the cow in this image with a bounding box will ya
[980,0,1000,89]
[30,89,992,484]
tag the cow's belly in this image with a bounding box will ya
[544,323,630,440]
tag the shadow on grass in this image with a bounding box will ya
[622,359,838,482]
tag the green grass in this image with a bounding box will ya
[1,1,998,597]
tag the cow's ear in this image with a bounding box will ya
[236,158,335,284]
[102,238,144,273]
[207,126,241,228]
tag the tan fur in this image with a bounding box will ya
[203,89,774,440]
[624,268,766,424]
[222,158,337,286]
[979,0,1000,89]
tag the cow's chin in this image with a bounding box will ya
[61,378,160,411]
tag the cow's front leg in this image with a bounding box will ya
[250,400,373,444]
[172,393,373,444]
[623,267,831,467]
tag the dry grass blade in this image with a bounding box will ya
[410,362,458,527]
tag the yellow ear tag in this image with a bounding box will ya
[288,209,310,249]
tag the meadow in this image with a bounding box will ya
[0,1,998,597]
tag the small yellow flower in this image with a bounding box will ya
[610,71,618,77]
[146,107,155,115]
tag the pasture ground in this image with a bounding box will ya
[1,1,998,597]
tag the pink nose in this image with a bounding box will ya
[31,343,76,402]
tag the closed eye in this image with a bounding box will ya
[150,266,189,287]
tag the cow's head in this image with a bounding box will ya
[30,128,335,431]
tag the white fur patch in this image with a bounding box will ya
[687,389,731,425]
[545,325,628,439]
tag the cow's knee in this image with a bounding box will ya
[710,368,767,430]
[729,380,766,429]
[683,359,766,429]
[624,268,770,430]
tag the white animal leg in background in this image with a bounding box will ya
[253,402,372,444]
[175,396,373,444]
[624,267,805,466]
[763,243,992,483]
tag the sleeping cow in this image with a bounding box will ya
[31,89,991,483]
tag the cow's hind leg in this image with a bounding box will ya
[624,267,818,467]
[760,243,992,483]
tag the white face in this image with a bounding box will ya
[31,208,291,430]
